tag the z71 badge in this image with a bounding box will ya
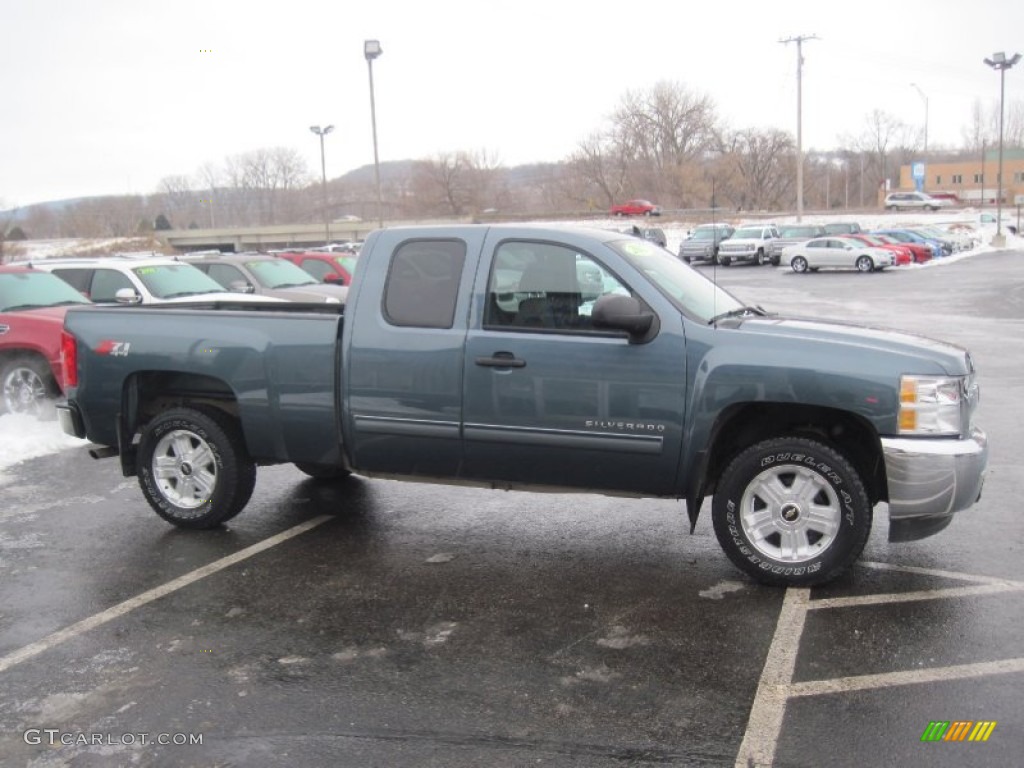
[95,340,131,357]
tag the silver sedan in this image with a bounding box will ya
[784,237,895,273]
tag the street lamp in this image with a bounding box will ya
[984,51,1022,246]
[364,39,384,229]
[910,83,929,158]
[309,124,334,244]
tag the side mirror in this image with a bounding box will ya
[591,295,655,339]
[228,280,255,294]
[323,273,343,284]
[114,288,143,305]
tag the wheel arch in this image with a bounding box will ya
[686,402,886,526]
[118,370,244,476]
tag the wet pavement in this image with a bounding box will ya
[0,248,1022,767]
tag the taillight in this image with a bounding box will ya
[60,329,78,390]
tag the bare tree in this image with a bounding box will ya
[718,128,795,210]
[413,152,471,215]
[842,110,911,196]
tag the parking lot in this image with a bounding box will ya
[1,246,1022,767]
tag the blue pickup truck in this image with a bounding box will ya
[56,225,988,587]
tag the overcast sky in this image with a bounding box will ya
[2,0,1022,208]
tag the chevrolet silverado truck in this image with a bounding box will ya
[56,225,988,587]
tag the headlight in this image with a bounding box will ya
[898,374,974,436]
[324,296,342,304]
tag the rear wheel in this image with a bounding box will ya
[137,407,256,528]
[712,437,872,587]
[0,355,58,417]
[791,256,808,273]
[856,255,874,272]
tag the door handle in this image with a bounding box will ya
[475,352,526,368]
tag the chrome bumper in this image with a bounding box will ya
[881,427,988,541]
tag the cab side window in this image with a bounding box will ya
[298,259,332,282]
[89,269,135,302]
[206,264,247,289]
[383,239,466,329]
[484,242,632,332]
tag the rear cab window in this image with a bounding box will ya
[382,239,467,329]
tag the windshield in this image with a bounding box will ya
[779,226,819,237]
[690,228,720,241]
[132,264,227,298]
[0,271,91,311]
[732,227,764,239]
[607,238,743,323]
[245,259,318,288]
[334,255,357,273]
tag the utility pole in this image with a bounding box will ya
[780,34,818,221]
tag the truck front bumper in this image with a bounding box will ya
[881,427,988,542]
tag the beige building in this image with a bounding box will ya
[897,148,1024,205]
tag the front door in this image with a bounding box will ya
[461,235,687,495]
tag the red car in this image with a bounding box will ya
[846,234,914,266]
[867,234,933,264]
[0,265,91,415]
[610,199,661,217]
[276,251,358,286]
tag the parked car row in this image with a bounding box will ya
[1,245,363,416]
[678,217,978,273]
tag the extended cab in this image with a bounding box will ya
[56,225,988,587]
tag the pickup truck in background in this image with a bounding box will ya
[57,225,988,587]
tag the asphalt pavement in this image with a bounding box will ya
[0,248,1021,767]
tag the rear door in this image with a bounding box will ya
[460,233,687,495]
[343,229,484,478]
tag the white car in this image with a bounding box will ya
[883,191,952,211]
[30,255,287,305]
[784,237,895,273]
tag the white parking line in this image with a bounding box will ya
[733,588,810,768]
[734,563,1024,767]
[789,657,1024,697]
[0,515,332,675]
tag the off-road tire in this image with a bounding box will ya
[711,437,872,587]
[137,407,256,529]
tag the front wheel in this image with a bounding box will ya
[711,437,872,587]
[137,407,257,529]
[791,256,808,273]
[757,249,770,266]
[720,256,732,266]
[856,255,874,272]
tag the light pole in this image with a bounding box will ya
[910,83,929,159]
[364,39,384,229]
[780,34,818,222]
[984,51,1021,246]
[309,124,334,244]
